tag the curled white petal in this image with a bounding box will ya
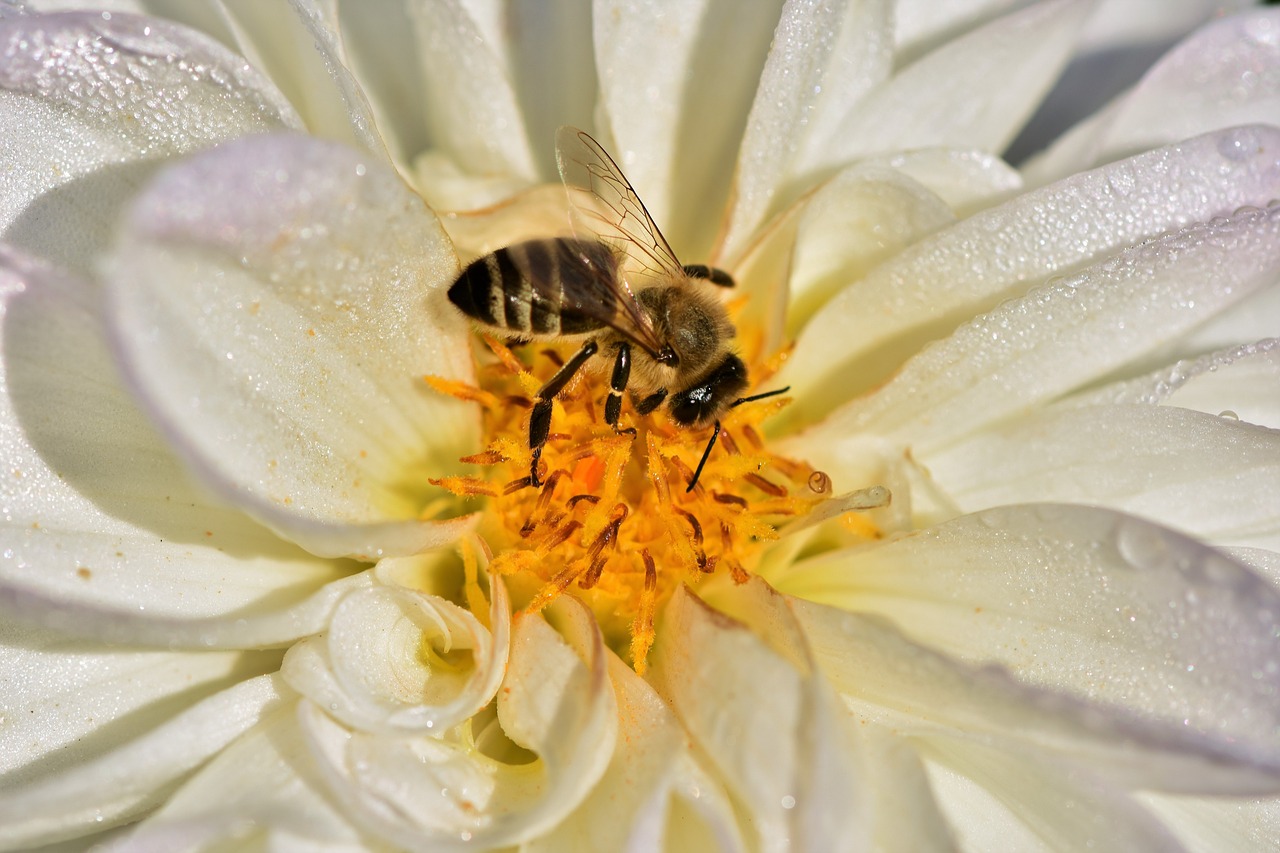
[298,599,616,851]
[282,577,510,734]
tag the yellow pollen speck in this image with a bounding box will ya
[428,338,878,671]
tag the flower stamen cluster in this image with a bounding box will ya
[428,338,867,672]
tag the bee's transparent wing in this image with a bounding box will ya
[555,126,687,285]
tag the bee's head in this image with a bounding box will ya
[669,354,748,427]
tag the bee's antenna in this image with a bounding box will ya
[730,386,790,408]
[685,387,790,492]
[687,421,720,493]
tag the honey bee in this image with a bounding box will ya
[448,126,785,490]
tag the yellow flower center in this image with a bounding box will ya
[428,337,874,673]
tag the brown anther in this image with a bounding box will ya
[567,494,602,509]
[668,456,696,490]
[718,429,741,456]
[428,476,497,497]
[546,432,573,442]
[541,348,565,368]
[522,470,568,535]
[503,476,534,495]
[675,506,708,571]
[808,470,833,495]
[585,503,628,560]
[641,550,657,590]
[713,492,748,508]
[578,555,608,589]
[461,449,507,466]
[542,519,583,551]
[770,456,806,480]
[740,424,765,450]
[745,472,787,497]
[505,394,533,407]
[726,560,750,584]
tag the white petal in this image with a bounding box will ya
[795,202,1280,457]
[861,147,1024,216]
[652,583,870,853]
[299,599,616,851]
[1026,9,1280,183]
[774,126,1280,432]
[826,0,1095,164]
[206,1,392,162]
[407,0,537,182]
[523,655,691,852]
[282,578,509,734]
[0,10,302,274]
[721,0,893,259]
[0,247,359,646]
[854,726,958,852]
[1140,792,1280,853]
[781,504,1280,781]
[928,405,1280,549]
[594,0,782,260]
[1066,339,1280,422]
[106,701,368,852]
[893,0,1022,57]
[504,0,598,177]
[104,134,479,560]
[0,618,278,775]
[922,737,1184,853]
[798,598,1280,794]
[784,164,956,337]
[0,672,285,849]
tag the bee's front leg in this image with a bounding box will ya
[530,339,598,485]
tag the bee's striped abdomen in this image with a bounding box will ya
[448,238,618,336]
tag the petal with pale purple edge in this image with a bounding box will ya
[778,504,1280,772]
[104,134,478,560]
[0,671,286,849]
[928,404,1280,550]
[281,578,509,735]
[823,0,1094,166]
[721,0,893,259]
[298,599,616,852]
[0,10,302,274]
[653,584,869,853]
[774,125,1280,431]
[103,702,369,852]
[1026,8,1280,184]
[0,247,366,645]
[594,0,781,261]
[794,202,1280,463]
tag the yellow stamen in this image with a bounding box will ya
[426,340,881,672]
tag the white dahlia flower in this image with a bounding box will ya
[1,1,1278,850]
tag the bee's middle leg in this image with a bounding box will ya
[606,342,637,437]
[530,339,598,485]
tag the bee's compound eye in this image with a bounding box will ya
[669,355,748,426]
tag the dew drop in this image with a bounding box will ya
[781,795,796,810]
[1218,409,1240,421]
